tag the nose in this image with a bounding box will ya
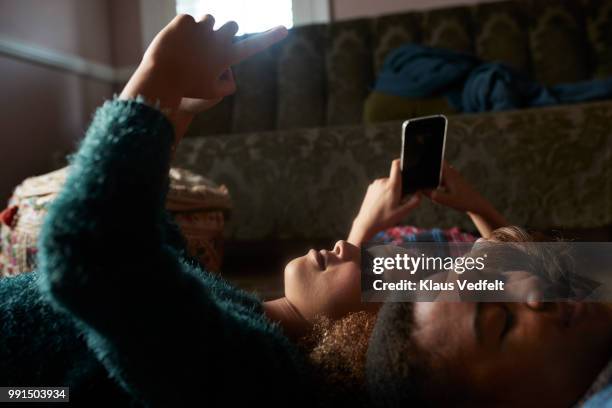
[333,240,347,260]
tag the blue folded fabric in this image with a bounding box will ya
[583,384,612,408]
[374,44,612,112]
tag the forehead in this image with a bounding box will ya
[413,302,477,356]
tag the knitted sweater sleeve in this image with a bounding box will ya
[37,99,309,407]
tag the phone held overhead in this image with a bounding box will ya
[401,115,447,196]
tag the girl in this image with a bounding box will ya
[0,14,419,406]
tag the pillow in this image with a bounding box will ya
[363,91,457,123]
[0,167,231,277]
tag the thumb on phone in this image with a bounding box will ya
[426,188,454,206]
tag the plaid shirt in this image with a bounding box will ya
[373,226,477,245]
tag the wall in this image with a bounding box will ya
[331,0,498,20]
[109,0,143,69]
[0,0,142,205]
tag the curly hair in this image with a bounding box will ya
[364,302,447,407]
[301,311,377,405]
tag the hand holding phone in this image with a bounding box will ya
[427,162,488,214]
[348,160,421,246]
[401,115,448,196]
[426,162,509,237]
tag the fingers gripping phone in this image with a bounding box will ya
[401,115,448,196]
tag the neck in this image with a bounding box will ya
[263,297,311,340]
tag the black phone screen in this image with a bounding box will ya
[401,115,447,196]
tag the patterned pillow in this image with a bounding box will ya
[363,91,457,123]
[0,167,231,277]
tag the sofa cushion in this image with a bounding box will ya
[277,24,327,130]
[529,0,591,85]
[372,12,422,73]
[586,0,612,78]
[326,19,373,126]
[422,5,474,53]
[473,0,531,73]
[231,42,280,133]
[185,96,233,138]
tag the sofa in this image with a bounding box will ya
[174,0,612,280]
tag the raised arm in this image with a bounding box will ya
[38,15,298,406]
[348,159,421,246]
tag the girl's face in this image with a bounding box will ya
[284,240,376,322]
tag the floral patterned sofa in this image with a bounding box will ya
[174,0,612,274]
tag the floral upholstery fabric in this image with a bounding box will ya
[421,6,473,53]
[528,0,591,85]
[186,0,612,137]
[372,12,421,73]
[587,0,612,78]
[175,100,612,242]
[175,0,612,244]
[326,19,373,126]
[473,1,530,73]
[185,96,233,138]
[276,24,327,130]
[231,45,280,133]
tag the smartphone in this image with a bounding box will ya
[401,115,447,196]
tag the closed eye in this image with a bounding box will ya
[501,305,514,340]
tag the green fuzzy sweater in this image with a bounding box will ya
[0,99,315,406]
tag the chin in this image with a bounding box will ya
[284,256,309,291]
[285,255,304,276]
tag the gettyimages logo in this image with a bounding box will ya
[372,252,487,275]
[361,242,612,302]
